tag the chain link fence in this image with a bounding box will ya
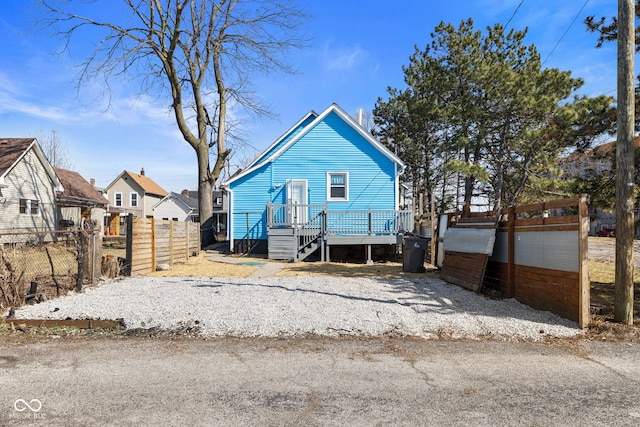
[0,228,99,312]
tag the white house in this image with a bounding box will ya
[0,138,62,235]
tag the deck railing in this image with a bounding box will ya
[267,203,413,236]
[267,203,326,228]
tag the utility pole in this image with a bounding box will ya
[615,0,635,325]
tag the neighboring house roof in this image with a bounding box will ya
[223,103,405,186]
[106,169,168,197]
[153,191,198,212]
[0,137,62,190]
[181,190,226,211]
[54,167,109,207]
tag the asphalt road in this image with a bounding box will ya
[1,337,639,426]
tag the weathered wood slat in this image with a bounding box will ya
[126,218,200,275]
[2,319,123,329]
[441,251,488,292]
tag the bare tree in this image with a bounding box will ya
[40,130,73,169]
[39,0,308,246]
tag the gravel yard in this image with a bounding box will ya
[12,274,582,340]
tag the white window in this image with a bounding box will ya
[327,172,348,201]
[19,199,40,215]
[130,192,138,207]
[115,192,123,207]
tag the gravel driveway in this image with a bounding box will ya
[13,274,581,341]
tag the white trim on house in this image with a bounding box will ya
[326,171,349,202]
[130,192,139,207]
[0,139,63,193]
[243,110,318,171]
[114,192,123,207]
[223,104,405,187]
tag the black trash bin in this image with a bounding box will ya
[402,235,429,273]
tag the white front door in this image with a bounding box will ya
[287,179,308,225]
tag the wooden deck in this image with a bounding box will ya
[266,203,412,262]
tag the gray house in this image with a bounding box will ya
[104,168,168,235]
[152,190,199,222]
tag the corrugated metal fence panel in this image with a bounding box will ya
[514,230,579,273]
[443,228,496,255]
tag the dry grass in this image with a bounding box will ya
[146,253,257,278]
[277,261,439,279]
[588,259,640,326]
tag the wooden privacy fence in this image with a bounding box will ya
[441,196,590,328]
[126,217,200,276]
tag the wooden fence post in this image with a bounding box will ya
[578,194,591,328]
[185,221,189,258]
[151,218,156,272]
[507,206,515,298]
[169,220,174,266]
[124,214,133,276]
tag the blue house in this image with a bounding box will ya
[223,104,412,262]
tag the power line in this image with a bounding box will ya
[505,0,525,30]
[542,0,591,66]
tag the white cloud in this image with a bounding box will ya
[321,42,369,72]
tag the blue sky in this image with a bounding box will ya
[0,0,624,192]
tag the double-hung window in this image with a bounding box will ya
[327,172,348,201]
[114,192,123,207]
[19,199,40,215]
[130,193,138,207]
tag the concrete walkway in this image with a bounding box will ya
[203,250,286,278]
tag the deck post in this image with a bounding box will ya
[366,244,373,264]
[321,209,326,262]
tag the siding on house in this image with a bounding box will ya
[1,148,57,232]
[105,170,167,218]
[227,106,400,245]
[108,178,145,218]
[250,112,318,167]
[153,192,197,222]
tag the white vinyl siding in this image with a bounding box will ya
[0,148,57,233]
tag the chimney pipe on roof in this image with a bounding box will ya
[181,189,190,197]
[90,178,95,186]
[140,168,145,176]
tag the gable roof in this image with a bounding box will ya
[153,191,199,211]
[0,137,62,190]
[54,167,109,206]
[106,170,168,197]
[245,110,318,170]
[223,103,404,186]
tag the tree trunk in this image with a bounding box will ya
[197,144,215,248]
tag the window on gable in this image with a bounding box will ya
[30,200,39,215]
[130,192,138,207]
[327,172,348,201]
[115,192,123,207]
[19,199,40,216]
